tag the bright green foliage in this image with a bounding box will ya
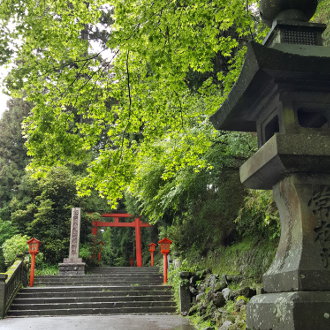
[314,0,330,45]
[0,220,17,271]
[35,264,58,276]
[0,0,265,207]
[125,133,256,259]
[127,132,256,221]
[235,190,280,241]
[2,234,29,265]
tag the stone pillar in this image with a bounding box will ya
[179,271,192,315]
[246,174,330,329]
[0,274,8,319]
[58,208,85,276]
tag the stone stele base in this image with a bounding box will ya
[58,258,85,276]
[246,291,330,330]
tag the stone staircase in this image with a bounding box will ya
[7,267,176,317]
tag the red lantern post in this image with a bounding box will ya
[148,243,157,267]
[27,238,41,287]
[97,241,105,262]
[158,238,172,284]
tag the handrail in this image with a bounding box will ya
[0,259,27,318]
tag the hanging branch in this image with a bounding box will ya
[116,50,133,164]
[126,50,133,120]
[246,0,255,41]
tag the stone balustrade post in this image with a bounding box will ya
[179,271,192,315]
[0,274,8,319]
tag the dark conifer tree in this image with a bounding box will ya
[0,99,30,220]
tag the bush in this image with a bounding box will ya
[2,234,29,265]
[235,190,280,241]
[0,220,18,271]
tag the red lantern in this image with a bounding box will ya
[148,242,156,253]
[158,238,172,254]
[27,238,41,287]
[148,243,157,267]
[97,241,105,262]
[27,237,41,255]
[158,238,172,284]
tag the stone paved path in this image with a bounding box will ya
[0,314,196,330]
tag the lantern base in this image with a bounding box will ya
[58,261,85,276]
[246,291,330,330]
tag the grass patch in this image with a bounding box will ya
[35,264,59,276]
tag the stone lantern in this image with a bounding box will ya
[210,0,330,328]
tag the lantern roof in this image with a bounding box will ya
[260,0,318,27]
[210,42,330,133]
[148,242,157,247]
[27,237,41,245]
[158,238,172,245]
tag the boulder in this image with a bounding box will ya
[180,271,193,279]
[236,286,256,298]
[235,298,247,311]
[212,292,226,308]
[218,320,233,330]
[188,304,199,316]
[222,288,231,301]
[196,292,205,302]
[214,279,227,292]
[189,286,198,295]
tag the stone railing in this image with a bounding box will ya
[0,259,27,318]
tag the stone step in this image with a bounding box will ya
[19,285,171,293]
[7,306,176,317]
[11,300,176,310]
[17,289,171,299]
[89,267,159,271]
[14,295,173,304]
[7,267,175,318]
[89,269,161,272]
[88,270,160,274]
[36,274,162,279]
[34,277,162,282]
[34,281,162,286]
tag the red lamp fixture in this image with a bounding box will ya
[158,238,172,284]
[148,243,157,267]
[97,241,105,262]
[27,238,41,287]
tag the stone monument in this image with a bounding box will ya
[58,207,86,276]
[210,0,330,328]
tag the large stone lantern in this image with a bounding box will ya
[211,0,330,328]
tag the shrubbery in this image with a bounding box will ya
[2,234,29,265]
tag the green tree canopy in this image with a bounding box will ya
[10,166,108,263]
[0,0,264,207]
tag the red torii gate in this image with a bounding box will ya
[91,213,151,267]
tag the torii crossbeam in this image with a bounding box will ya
[91,213,151,267]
